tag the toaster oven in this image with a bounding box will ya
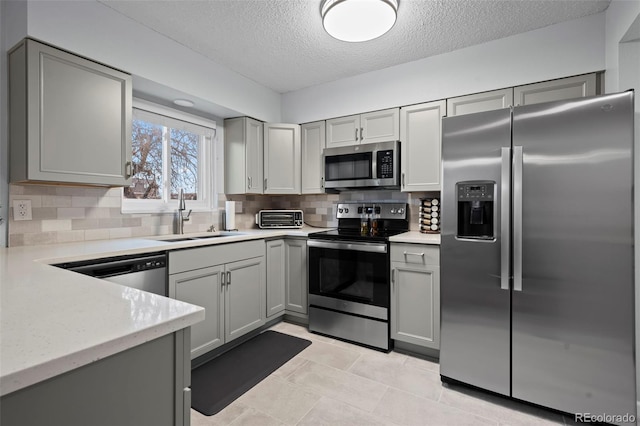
[255,210,304,229]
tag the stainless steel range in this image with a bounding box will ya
[307,201,409,351]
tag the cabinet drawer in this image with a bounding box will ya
[169,240,264,274]
[390,243,439,266]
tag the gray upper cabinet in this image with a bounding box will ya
[326,108,399,148]
[446,88,514,117]
[9,39,132,186]
[301,121,326,194]
[264,123,301,194]
[225,117,264,194]
[400,100,446,192]
[514,73,597,106]
[446,74,598,118]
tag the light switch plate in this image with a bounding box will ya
[13,200,32,221]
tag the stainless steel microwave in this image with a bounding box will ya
[323,141,400,190]
[255,210,304,228]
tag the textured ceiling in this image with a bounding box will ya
[99,0,610,94]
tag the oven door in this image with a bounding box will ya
[307,239,390,309]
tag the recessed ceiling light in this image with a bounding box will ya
[321,0,398,43]
[173,99,195,107]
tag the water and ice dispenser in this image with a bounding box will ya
[456,181,495,240]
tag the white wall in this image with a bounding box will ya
[605,0,640,93]
[282,13,606,123]
[18,0,282,123]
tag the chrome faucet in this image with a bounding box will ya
[177,189,192,234]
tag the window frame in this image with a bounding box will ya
[121,99,217,214]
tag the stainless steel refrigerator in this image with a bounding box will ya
[440,91,636,419]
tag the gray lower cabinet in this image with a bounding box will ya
[9,38,132,186]
[390,243,440,350]
[285,238,308,316]
[171,265,224,358]
[0,329,191,426]
[169,241,266,359]
[266,239,286,318]
[265,237,308,320]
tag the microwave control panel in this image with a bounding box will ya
[377,150,394,178]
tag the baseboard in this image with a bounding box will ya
[393,340,440,360]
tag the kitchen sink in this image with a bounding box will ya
[147,231,248,243]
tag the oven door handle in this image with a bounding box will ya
[307,239,388,254]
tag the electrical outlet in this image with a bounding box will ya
[13,200,32,221]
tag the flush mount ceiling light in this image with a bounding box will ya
[321,0,398,42]
[173,99,195,107]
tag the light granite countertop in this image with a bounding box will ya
[0,226,437,397]
[389,231,441,245]
[0,227,329,397]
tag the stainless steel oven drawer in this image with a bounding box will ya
[309,306,389,350]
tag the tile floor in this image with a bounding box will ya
[191,322,577,426]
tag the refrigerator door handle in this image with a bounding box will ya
[513,145,523,292]
[500,147,511,290]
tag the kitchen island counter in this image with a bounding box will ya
[0,227,329,397]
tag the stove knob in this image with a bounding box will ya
[344,208,349,213]
[338,208,343,213]
[390,208,396,214]
[397,208,404,214]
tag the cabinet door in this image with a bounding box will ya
[514,73,597,106]
[361,108,400,144]
[326,115,360,148]
[285,238,308,314]
[225,256,266,341]
[11,39,132,186]
[301,121,326,194]
[400,101,445,192]
[170,265,225,358]
[264,123,301,194]
[446,88,513,117]
[266,240,286,318]
[391,261,440,349]
[246,118,265,194]
[224,117,263,194]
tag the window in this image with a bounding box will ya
[122,99,216,213]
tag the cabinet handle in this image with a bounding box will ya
[404,251,425,257]
[392,268,395,283]
[360,127,364,141]
[355,129,358,141]
[125,161,133,178]
[227,271,231,285]
[402,173,405,188]
[321,177,324,188]
[221,271,226,286]
[248,177,251,189]
[264,178,267,191]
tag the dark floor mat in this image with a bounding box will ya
[191,330,312,416]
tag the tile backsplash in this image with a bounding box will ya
[8,184,438,247]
